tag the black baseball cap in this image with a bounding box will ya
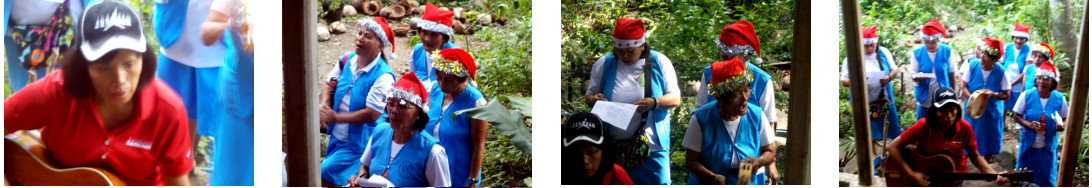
[563,112,606,147]
[932,87,960,108]
[79,1,146,62]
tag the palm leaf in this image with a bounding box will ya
[454,96,533,154]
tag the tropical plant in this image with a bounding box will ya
[453,95,533,186]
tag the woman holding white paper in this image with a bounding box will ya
[839,26,902,171]
[1012,61,1067,187]
[582,17,680,185]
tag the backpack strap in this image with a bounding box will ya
[339,52,355,69]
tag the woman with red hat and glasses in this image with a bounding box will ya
[583,17,680,185]
[961,37,1012,161]
[696,20,779,183]
[317,16,398,186]
[349,73,452,187]
[410,3,460,89]
[683,57,776,185]
[423,48,488,186]
[1012,61,1068,187]
[911,19,960,120]
[1018,43,1059,100]
[4,1,192,185]
[839,25,902,172]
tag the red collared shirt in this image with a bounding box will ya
[898,118,978,173]
[5,71,193,185]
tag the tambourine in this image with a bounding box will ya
[966,90,990,119]
[229,0,254,53]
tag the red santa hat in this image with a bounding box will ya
[1037,61,1060,82]
[707,57,753,98]
[1032,42,1054,60]
[1011,22,1031,39]
[388,72,430,112]
[717,20,761,56]
[358,17,396,53]
[418,3,456,39]
[920,19,947,40]
[862,26,879,45]
[977,37,1004,57]
[612,17,648,48]
[430,48,477,80]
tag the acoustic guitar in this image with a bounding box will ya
[4,132,126,186]
[884,147,1032,186]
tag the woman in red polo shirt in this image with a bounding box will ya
[4,1,192,186]
[886,87,1008,186]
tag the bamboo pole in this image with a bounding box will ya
[784,0,811,185]
[839,0,874,185]
[282,0,321,186]
[1056,5,1088,187]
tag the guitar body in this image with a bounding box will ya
[884,148,959,186]
[4,133,126,186]
[885,147,1034,186]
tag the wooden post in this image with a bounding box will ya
[282,0,321,186]
[784,0,811,185]
[839,0,874,185]
[1057,5,1088,187]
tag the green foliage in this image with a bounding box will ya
[457,0,534,186]
[317,0,348,23]
[472,12,532,98]
[127,0,159,51]
[454,96,533,154]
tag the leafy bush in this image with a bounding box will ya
[462,0,534,186]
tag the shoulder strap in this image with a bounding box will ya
[641,43,653,125]
[339,52,354,69]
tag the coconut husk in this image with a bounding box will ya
[475,14,492,26]
[408,18,421,29]
[386,5,406,19]
[495,17,507,25]
[453,7,466,20]
[379,7,390,17]
[352,0,365,13]
[363,1,383,16]
[392,23,411,36]
[330,21,347,34]
[454,20,468,35]
[400,0,418,8]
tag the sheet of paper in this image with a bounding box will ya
[591,100,640,131]
[354,175,395,187]
[866,71,885,88]
[911,72,936,79]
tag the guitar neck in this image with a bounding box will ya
[933,172,1026,181]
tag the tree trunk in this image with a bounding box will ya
[1051,0,1078,64]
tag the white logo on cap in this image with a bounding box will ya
[940,90,955,97]
[95,8,132,32]
[572,120,595,130]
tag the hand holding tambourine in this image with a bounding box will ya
[229,0,254,53]
[966,90,991,119]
